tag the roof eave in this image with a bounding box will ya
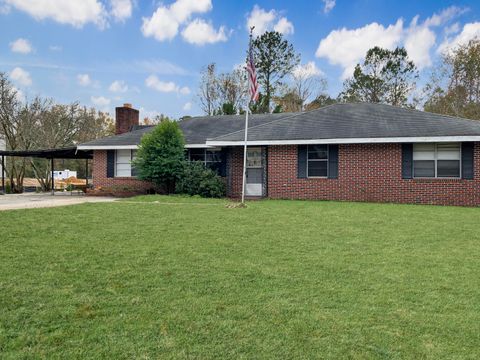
[206,135,480,147]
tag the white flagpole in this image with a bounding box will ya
[241,108,249,204]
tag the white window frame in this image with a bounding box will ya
[115,149,136,178]
[413,143,462,179]
[307,144,329,178]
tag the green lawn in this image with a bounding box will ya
[1,196,480,359]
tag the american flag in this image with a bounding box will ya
[246,39,259,103]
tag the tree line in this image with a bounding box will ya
[0,73,115,192]
[197,31,480,121]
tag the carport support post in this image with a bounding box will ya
[85,159,89,187]
[1,155,5,194]
[51,157,54,195]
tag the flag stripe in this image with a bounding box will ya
[247,40,259,102]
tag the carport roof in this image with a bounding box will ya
[0,147,93,159]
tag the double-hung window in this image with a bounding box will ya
[413,143,461,178]
[189,148,223,173]
[115,149,137,177]
[307,145,328,177]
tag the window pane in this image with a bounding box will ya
[190,149,205,162]
[308,160,327,177]
[414,160,435,177]
[413,144,435,160]
[206,150,222,162]
[437,160,460,177]
[247,149,262,167]
[437,143,460,160]
[116,169,131,177]
[308,145,328,160]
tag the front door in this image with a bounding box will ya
[246,147,263,196]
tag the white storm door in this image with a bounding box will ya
[246,147,263,196]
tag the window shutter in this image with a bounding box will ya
[328,145,339,179]
[402,143,413,179]
[298,145,308,178]
[462,142,474,179]
[219,148,228,177]
[107,150,115,178]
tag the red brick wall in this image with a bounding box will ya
[266,143,480,206]
[92,150,153,191]
[228,147,245,198]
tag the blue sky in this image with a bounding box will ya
[1,0,479,119]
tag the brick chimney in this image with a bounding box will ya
[115,103,139,135]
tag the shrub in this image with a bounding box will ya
[176,161,226,198]
[133,120,185,193]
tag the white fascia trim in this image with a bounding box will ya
[77,145,138,150]
[206,136,480,146]
[78,143,212,150]
[184,144,213,148]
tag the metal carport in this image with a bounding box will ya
[0,147,93,195]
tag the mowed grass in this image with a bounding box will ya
[1,196,480,359]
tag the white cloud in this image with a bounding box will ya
[110,0,132,22]
[49,45,62,52]
[141,0,213,42]
[183,102,192,111]
[316,20,404,78]
[322,0,336,14]
[438,22,480,54]
[292,62,323,79]
[145,74,190,95]
[91,95,110,107]
[246,5,294,36]
[423,6,468,27]
[315,6,471,78]
[77,74,92,87]
[109,80,128,93]
[4,0,107,28]
[10,38,33,54]
[445,22,460,35]
[273,17,294,35]
[179,86,191,95]
[10,67,32,86]
[404,17,436,69]
[181,18,228,45]
[145,76,177,92]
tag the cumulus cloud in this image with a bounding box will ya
[91,95,110,107]
[77,74,92,87]
[316,20,404,78]
[273,17,294,35]
[315,6,470,78]
[246,5,294,36]
[141,0,216,42]
[4,0,108,28]
[110,0,132,22]
[49,45,62,52]
[10,38,33,54]
[438,22,480,54]
[183,102,192,111]
[181,18,228,45]
[10,67,32,86]
[292,62,323,79]
[109,80,128,93]
[322,0,336,14]
[145,74,190,95]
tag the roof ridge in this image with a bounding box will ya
[208,104,341,141]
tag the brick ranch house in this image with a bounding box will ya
[78,103,480,206]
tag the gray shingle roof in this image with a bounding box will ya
[209,103,480,143]
[79,103,480,148]
[79,113,297,147]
